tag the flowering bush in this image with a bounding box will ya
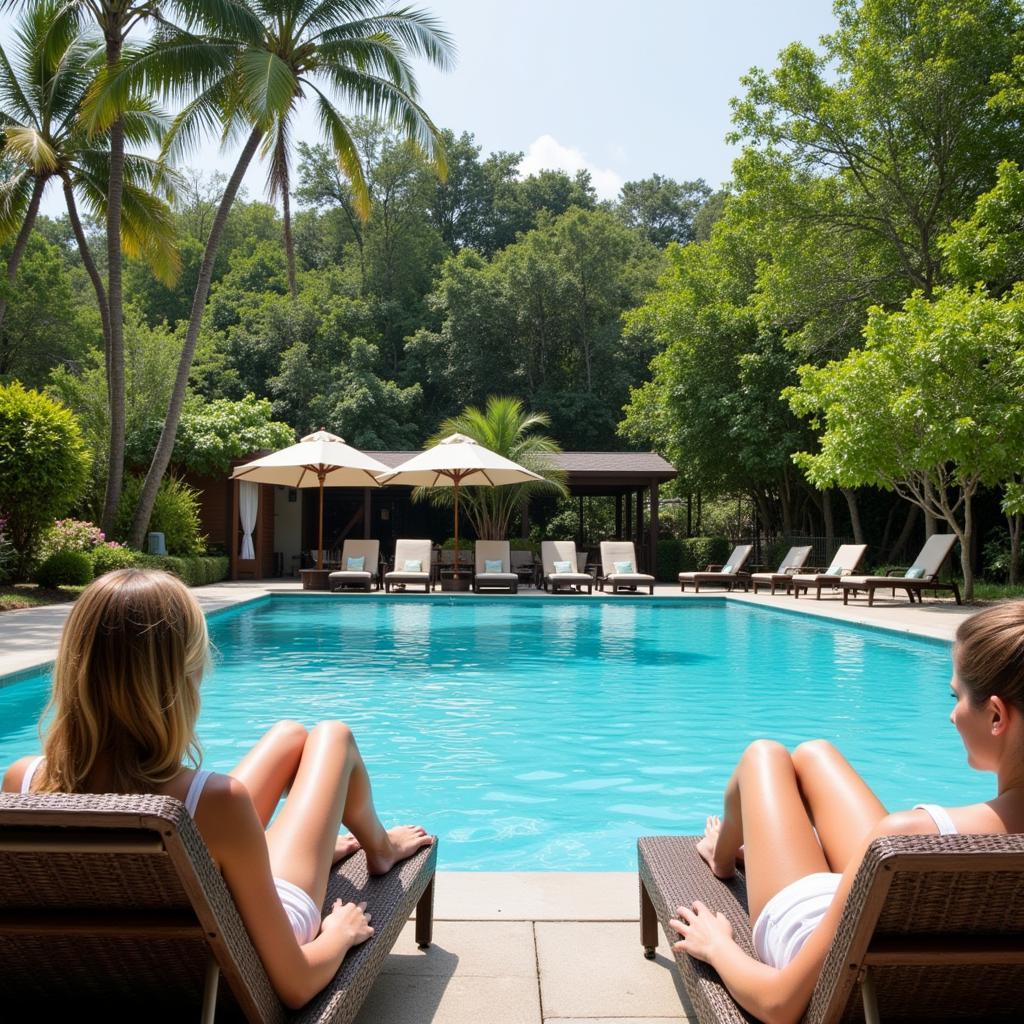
[37,519,121,560]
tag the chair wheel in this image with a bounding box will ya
[417,942,431,950]
[643,947,656,960]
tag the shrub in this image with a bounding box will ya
[762,538,794,574]
[36,550,93,588]
[0,516,14,583]
[91,545,140,576]
[37,518,109,559]
[656,538,684,580]
[135,554,229,587]
[116,475,205,555]
[677,537,731,572]
[0,382,90,578]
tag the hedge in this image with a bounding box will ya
[134,555,230,587]
[655,537,732,580]
[36,550,93,588]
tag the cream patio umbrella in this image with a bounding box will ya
[374,432,544,569]
[231,430,390,570]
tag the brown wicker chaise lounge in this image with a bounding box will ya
[541,540,594,593]
[383,539,434,592]
[840,534,962,607]
[639,832,1024,1024]
[749,545,814,595]
[790,544,868,599]
[328,539,380,592]
[472,540,519,593]
[678,545,753,593]
[0,792,437,1022]
[598,541,655,594]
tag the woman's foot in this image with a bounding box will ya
[695,815,736,879]
[364,825,433,876]
[333,833,361,863]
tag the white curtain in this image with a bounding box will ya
[239,481,258,560]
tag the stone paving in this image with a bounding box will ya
[0,578,975,1021]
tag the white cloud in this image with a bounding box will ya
[518,134,624,200]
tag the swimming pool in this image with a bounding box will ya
[0,596,986,870]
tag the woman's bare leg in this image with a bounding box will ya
[229,720,308,826]
[791,739,887,872]
[265,721,432,906]
[700,740,831,924]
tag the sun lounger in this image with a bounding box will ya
[749,545,814,595]
[598,541,655,594]
[840,534,962,606]
[472,540,519,593]
[541,540,594,593]
[0,791,437,1022]
[328,540,380,591]
[678,545,753,593]
[638,832,1024,1024]
[383,539,434,592]
[791,543,868,599]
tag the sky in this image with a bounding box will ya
[1,0,841,216]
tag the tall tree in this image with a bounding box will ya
[616,174,713,247]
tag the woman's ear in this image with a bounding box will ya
[989,695,1010,736]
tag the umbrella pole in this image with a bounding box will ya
[453,479,460,571]
[318,472,325,570]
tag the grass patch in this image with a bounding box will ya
[0,583,86,612]
[967,582,1024,603]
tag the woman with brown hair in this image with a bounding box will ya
[2,569,432,1010]
[669,602,1024,1024]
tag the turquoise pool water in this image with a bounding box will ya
[0,596,986,870]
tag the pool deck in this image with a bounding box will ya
[0,581,974,1022]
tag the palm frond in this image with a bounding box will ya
[2,125,59,172]
[236,46,299,125]
[317,8,456,71]
[0,167,34,244]
[306,85,370,217]
[167,0,265,44]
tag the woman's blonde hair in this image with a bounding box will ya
[37,568,209,794]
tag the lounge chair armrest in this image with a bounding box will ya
[705,563,723,572]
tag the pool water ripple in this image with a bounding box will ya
[0,596,986,870]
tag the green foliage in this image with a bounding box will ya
[36,549,93,588]
[90,544,140,576]
[617,175,713,246]
[679,537,733,572]
[134,554,229,587]
[656,538,683,581]
[0,382,90,576]
[116,475,204,555]
[37,519,107,559]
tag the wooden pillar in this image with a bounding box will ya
[521,498,530,539]
[636,490,644,569]
[615,494,622,539]
[363,488,372,539]
[649,480,659,576]
[625,490,633,539]
[577,495,585,547]
[229,478,239,579]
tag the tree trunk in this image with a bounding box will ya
[128,127,265,550]
[282,171,298,299]
[822,488,834,551]
[960,495,975,602]
[924,510,938,537]
[0,176,45,332]
[1008,513,1021,587]
[101,33,127,537]
[841,487,865,544]
[63,176,110,345]
[888,503,919,564]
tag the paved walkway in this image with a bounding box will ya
[0,578,975,1021]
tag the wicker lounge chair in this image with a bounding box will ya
[0,792,437,1022]
[598,541,655,594]
[840,534,962,607]
[472,540,519,593]
[678,545,753,593]
[791,544,868,599]
[750,546,814,595]
[638,832,1024,1024]
[383,539,434,593]
[328,540,380,592]
[541,540,594,593]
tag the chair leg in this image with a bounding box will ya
[415,875,435,949]
[201,957,220,1024]
[640,880,658,960]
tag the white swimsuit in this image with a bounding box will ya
[751,803,958,969]
[20,756,321,945]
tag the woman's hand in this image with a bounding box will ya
[669,901,734,964]
[320,899,374,949]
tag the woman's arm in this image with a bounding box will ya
[2,756,35,792]
[197,775,371,1009]
[672,810,939,1024]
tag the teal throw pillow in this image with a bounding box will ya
[721,563,734,574]
[905,566,925,579]
[484,558,503,573]
[403,559,422,572]
[826,562,843,576]
[552,560,573,574]
[346,556,365,571]
[613,560,634,574]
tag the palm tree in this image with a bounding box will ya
[249,0,454,297]
[0,0,178,349]
[123,1,455,548]
[416,396,569,541]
